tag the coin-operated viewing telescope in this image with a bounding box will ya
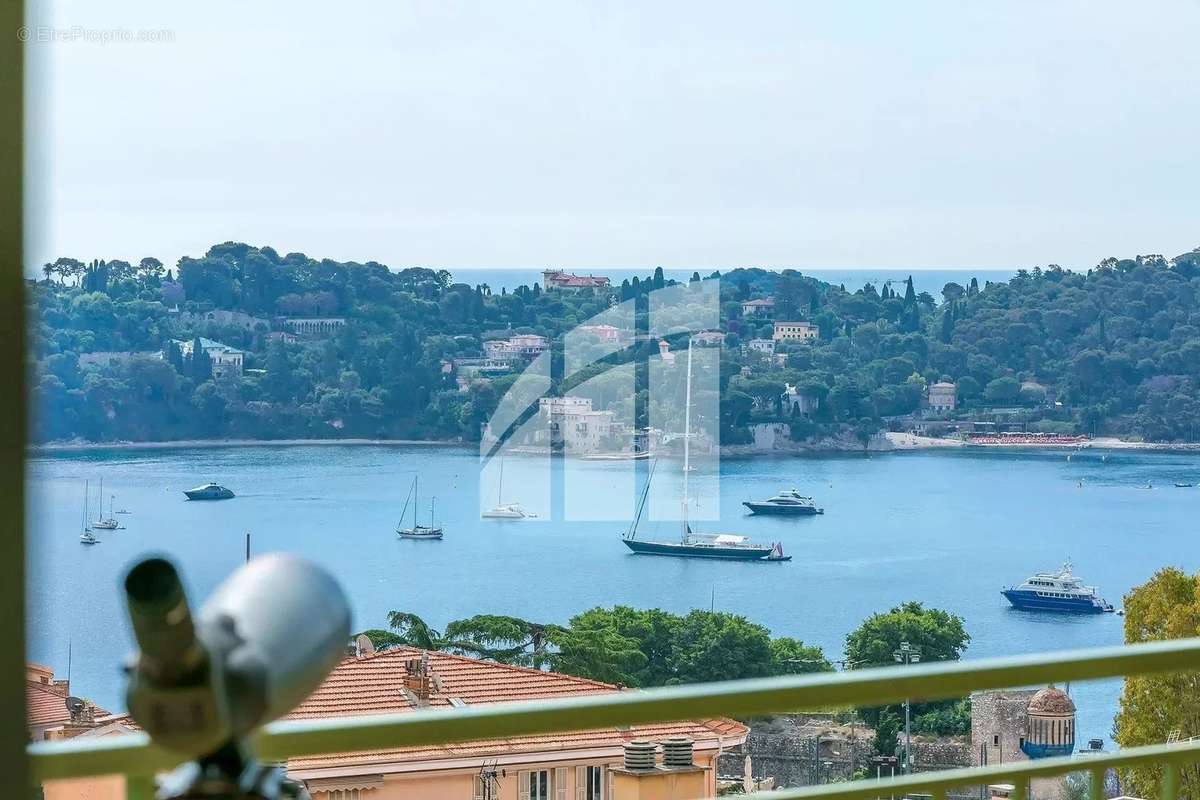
[124,554,351,799]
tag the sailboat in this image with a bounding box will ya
[79,481,98,545]
[482,457,535,519]
[622,338,790,562]
[92,480,120,530]
[396,475,444,540]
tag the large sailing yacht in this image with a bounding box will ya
[621,338,790,562]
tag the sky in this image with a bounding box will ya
[24,1,1200,273]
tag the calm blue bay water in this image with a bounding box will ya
[453,268,1017,297]
[27,447,1200,742]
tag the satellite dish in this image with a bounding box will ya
[65,696,85,715]
[355,633,376,656]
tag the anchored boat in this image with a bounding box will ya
[184,482,235,501]
[621,339,789,563]
[397,475,444,540]
[482,458,536,519]
[1002,561,1114,613]
[742,489,824,516]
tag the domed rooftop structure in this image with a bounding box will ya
[1028,685,1076,715]
[1022,685,1076,760]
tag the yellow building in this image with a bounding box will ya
[772,321,819,343]
[285,647,748,800]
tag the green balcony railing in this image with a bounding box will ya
[26,637,1200,800]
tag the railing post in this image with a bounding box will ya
[1089,767,1105,800]
[1011,778,1026,800]
[1161,762,1180,800]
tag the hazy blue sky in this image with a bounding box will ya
[26,1,1200,271]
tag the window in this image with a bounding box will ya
[519,770,551,800]
[576,765,604,800]
[326,791,361,800]
[993,734,1000,746]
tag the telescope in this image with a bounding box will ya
[124,554,351,799]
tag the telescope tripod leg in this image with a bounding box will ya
[158,740,311,800]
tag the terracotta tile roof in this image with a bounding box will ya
[286,648,747,772]
[26,680,110,727]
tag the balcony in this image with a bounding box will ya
[27,637,1200,799]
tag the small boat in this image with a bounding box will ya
[621,340,788,563]
[743,489,824,516]
[184,482,235,501]
[1002,561,1114,614]
[397,476,443,540]
[482,503,536,519]
[482,458,536,519]
[1174,483,1195,488]
[582,451,652,461]
[80,530,99,545]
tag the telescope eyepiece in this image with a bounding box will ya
[125,557,199,673]
[126,558,184,610]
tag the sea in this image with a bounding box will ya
[26,445,1200,744]
[452,268,1018,296]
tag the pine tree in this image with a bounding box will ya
[653,267,665,290]
[941,309,954,344]
[189,337,212,382]
[903,275,917,306]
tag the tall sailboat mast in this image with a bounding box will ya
[681,338,693,542]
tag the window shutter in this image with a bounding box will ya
[575,766,585,800]
[474,775,486,800]
[606,767,614,800]
[519,770,531,800]
[555,767,567,800]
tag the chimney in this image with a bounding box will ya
[623,740,657,771]
[661,737,694,769]
[402,654,434,706]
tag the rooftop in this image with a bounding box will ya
[286,647,747,770]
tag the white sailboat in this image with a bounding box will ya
[397,475,444,540]
[92,479,120,530]
[80,481,98,545]
[482,457,535,519]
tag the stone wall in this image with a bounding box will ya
[718,714,973,795]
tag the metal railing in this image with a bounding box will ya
[28,638,1200,799]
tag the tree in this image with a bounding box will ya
[1113,568,1200,799]
[559,606,680,687]
[873,708,901,757]
[984,376,1021,405]
[441,614,564,667]
[769,637,833,675]
[668,610,776,684]
[846,602,970,727]
[188,337,212,383]
[384,611,443,649]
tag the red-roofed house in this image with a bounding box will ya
[285,647,748,800]
[543,270,611,291]
[27,663,134,800]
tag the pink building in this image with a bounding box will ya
[285,647,747,800]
